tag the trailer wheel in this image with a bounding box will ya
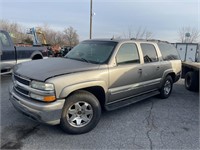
[185,71,198,92]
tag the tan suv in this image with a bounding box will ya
[10,39,181,134]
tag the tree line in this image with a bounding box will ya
[0,19,79,47]
[123,26,199,43]
[0,19,199,45]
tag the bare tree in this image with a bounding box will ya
[0,20,79,47]
[178,27,200,43]
[64,26,79,47]
[35,25,65,46]
[123,27,153,40]
[0,19,31,44]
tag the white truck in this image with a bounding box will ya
[175,43,199,92]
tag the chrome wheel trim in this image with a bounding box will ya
[164,80,171,95]
[67,101,93,128]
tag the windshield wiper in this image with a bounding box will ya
[65,56,92,63]
[65,56,71,59]
[79,57,90,63]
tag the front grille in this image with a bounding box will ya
[14,86,29,96]
[13,74,31,98]
[14,74,30,86]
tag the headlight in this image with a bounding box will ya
[31,81,54,91]
[30,80,56,102]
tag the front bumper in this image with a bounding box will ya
[9,86,65,125]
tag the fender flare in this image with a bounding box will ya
[159,69,175,88]
[59,80,107,99]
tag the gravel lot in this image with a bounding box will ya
[1,75,199,150]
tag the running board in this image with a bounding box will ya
[105,90,160,111]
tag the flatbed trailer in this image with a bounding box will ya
[175,42,199,92]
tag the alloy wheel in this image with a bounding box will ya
[66,101,93,128]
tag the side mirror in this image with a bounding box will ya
[115,55,123,65]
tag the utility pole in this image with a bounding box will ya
[90,0,92,39]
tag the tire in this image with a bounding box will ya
[159,75,173,99]
[60,90,101,134]
[185,71,199,92]
[32,54,43,60]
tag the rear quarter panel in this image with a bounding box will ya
[16,46,47,59]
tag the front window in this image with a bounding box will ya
[65,41,117,64]
[116,43,140,65]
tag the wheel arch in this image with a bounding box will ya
[167,72,176,82]
[59,81,107,109]
[159,70,176,88]
[31,51,43,60]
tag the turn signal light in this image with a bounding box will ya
[43,96,56,102]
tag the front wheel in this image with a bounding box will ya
[159,76,173,99]
[60,90,101,134]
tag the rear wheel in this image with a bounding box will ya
[159,75,173,99]
[60,90,101,134]
[32,54,43,60]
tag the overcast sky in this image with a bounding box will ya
[0,0,199,42]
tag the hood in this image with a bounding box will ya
[13,58,100,81]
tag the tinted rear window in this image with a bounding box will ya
[158,43,180,60]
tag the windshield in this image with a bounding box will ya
[65,41,117,64]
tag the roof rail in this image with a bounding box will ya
[147,39,170,43]
[111,35,115,40]
[130,38,136,40]
[130,38,170,43]
[130,38,149,41]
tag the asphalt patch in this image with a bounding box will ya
[1,124,39,149]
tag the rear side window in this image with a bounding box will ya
[158,43,180,60]
[141,43,158,63]
[116,43,140,65]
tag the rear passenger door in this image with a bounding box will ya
[139,43,162,91]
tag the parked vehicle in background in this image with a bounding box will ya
[0,30,48,75]
[9,39,181,134]
[60,46,73,56]
[175,43,199,92]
